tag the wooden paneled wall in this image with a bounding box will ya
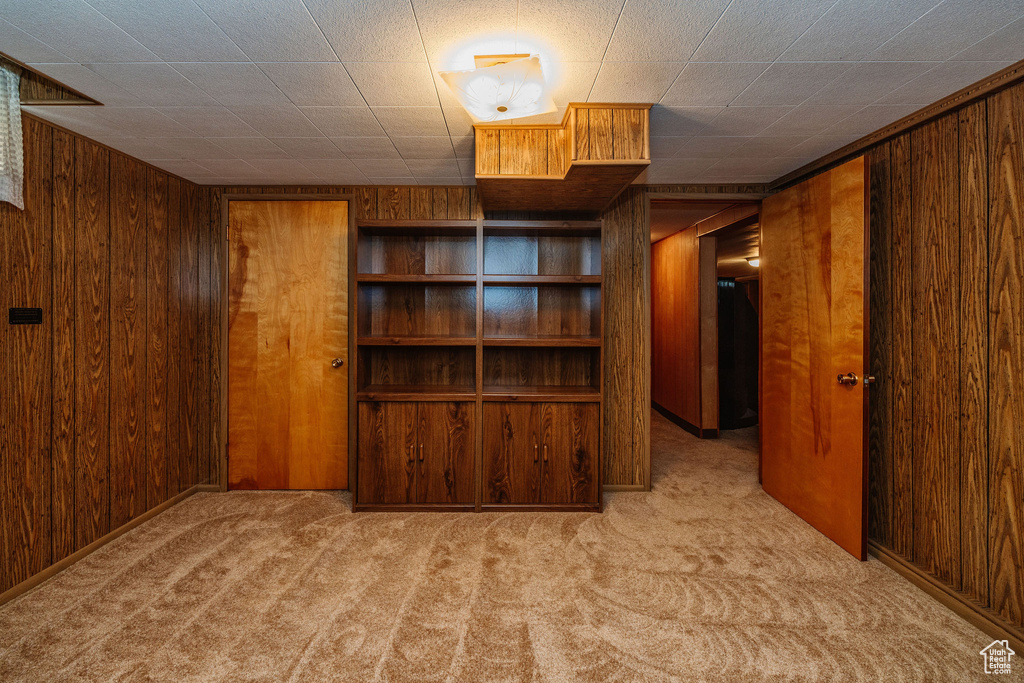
[0,116,220,595]
[652,227,700,425]
[868,81,1024,635]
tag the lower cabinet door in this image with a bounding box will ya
[417,402,475,504]
[357,401,417,504]
[540,403,600,505]
[483,402,541,504]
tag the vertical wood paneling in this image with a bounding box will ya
[575,109,590,160]
[911,116,961,587]
[166,177,182,495]
[431,187,448,219]
[447,187,471,219]
[890,133,914,560]
[51,129,76,562]
[73,138,110,551]
[197,186,211,483]
[868,143,893,547]
[613,108,645,160]
[377,186,410,220]
[589,109,614,161]
[959,101,989,604]
[354,186,376,219]
[109,154,147,529]
[987,85,1024,628]
[180,183,200,491]
[410,187,432,219]
[651,227,699,425]
[146,168,168,509]
[0,117,52,592]
[209,188,222,486]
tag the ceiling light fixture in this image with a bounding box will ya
[747,257,760,267]
[440,54,556,123]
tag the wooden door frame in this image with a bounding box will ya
[219,193,357,492]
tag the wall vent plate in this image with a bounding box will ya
[9,307,43,325]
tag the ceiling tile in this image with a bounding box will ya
[649,137,690,158]
[604,0,731,62]
[701,106,793,136]
[197,159,258,176]
[760,105,865,136]
[952,15,1024,62]
[304,0,424,62]
[352,159,412,176]
[22,106,113,139]
[299,158,368,183]
[228,105,323,137]
[330,137,401,159]
[158,107,259,137]
[457,158,475,177]
[731,62,851,106]
[783,133,861,159]
[4,0,158,62]
[781,0,940,61]
[392,136,456,159]
[549,62,603,103]
[723,136,805,158]
[206,137,289,159]
[87,63,219,107]
[413,0,517,67]
[0,18,73,63]
[405,158,461,177]
[346,62,438,107]
[649,106,723,138]
[194,0,337,62]
[875,61,1014,106]
[152,159,213,177]
[142,136,237,160]
[365,177,420,185]
[299,107,384,137]
[268,137,346,159]
[691,0,835,62]
[173,62,291,107]
[804,61,937,106]
[515,0,623,62]
[643,157,718,183]
[661,63,767,107]
[92,136,179,160]
[452,135,475,159]
[821,104,925,136]
[258,63,364,107]
[372,107,449,137]
[88,0,246,62]
[91,107,198,137]
[590,62,683,103]
[870,0,1024,61]
[673,136,751,158]
[23,63,143,106]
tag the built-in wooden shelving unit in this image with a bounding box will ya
[354,218,603,512]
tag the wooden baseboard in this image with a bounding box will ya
[869,541,1024,652]
[0,483,218,609]
[603,484,648,492]
[652,401,718,438]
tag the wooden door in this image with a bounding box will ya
[357,402,417,504]
[417,402,475,504]
[760,157,869,559]
[540,403,600,504]
[483,403,541,504]
[228,200,349,490]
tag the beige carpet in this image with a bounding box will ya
[0,413,994,681]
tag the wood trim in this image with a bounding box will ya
[870,541,1024,652]
[694,203,760,237]
[218,193,357,492]
[1,51,100,105]
[0,484,218,608]
[771,58,1024,191]
[645,190,770,200]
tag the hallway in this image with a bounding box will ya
[0,414,989,681]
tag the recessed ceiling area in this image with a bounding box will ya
[716,220,761,280]
[650,200,736,242]
[6,0,1022,185]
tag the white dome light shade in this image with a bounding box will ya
[440,55,556,123]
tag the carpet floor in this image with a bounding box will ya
[0,413,994,681]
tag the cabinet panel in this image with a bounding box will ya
[540,403,600,504]
[357,402,417,504]
[417,402,475,504]
[483,403,541,504]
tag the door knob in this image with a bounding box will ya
[331,358,344,368]
[864,375,876,385]
[837,372,858,386]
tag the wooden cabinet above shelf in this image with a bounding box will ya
[474,103,652,213]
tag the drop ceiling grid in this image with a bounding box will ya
[8,0,1023,185]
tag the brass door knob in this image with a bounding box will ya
[331,358,344,368]
[837,372,858,386]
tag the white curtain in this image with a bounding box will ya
[0,64,23,210]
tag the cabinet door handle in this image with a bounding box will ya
[543,444,548,462]
[408,444,414,463]
[533,441,538,462]
[419,443,424,462]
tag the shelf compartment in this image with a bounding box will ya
[358,284,475,338]
[483,286,600,339]
[483,336,600,347]
[482,385,600,402]
[357,273,477,284]
[357,346,475,395]
[358,222,476,275]
[358,336,476,346]
[483,220,601,236]
[484,231,600,277]
[483,275,600,285]
[357,219,477,235]
[358,384,476,401]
